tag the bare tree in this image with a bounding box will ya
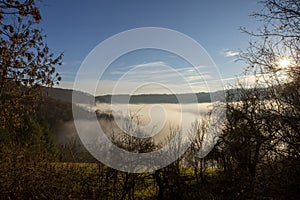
[218,0,300,198]
[240,0,300,159]
[187,117,210,183]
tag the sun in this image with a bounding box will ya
[277,57,291,69]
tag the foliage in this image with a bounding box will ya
[0,0,63,158]
[0,0,63,131]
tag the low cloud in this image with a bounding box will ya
[221,49,240,57]
[133,61,169,68]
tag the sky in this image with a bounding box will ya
[39,0,263,95]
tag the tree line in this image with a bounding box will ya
[0,0,299,199]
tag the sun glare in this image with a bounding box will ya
[277,57,291,69]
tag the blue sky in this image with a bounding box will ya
[39,0,262,95]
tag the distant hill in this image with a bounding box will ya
[43,87,228,104]
[95,88,274,104]
[46,87,272,104]
[43,87,93,104]
[95,92,214,104]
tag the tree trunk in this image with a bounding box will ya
[154,170,164,200]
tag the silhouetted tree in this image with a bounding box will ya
[240,0,300,161]
[219,0,300,198]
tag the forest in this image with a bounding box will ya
[0,0,299,199]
